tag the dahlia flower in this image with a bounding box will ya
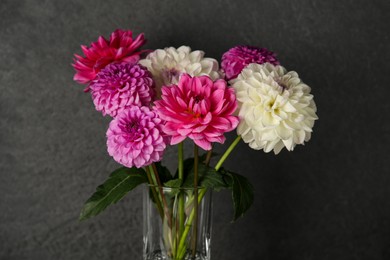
[73,29,146,86]
[90,63,155,117]
[106,106,166,168]
[232,63,318,154]
[221,45,279,81]
[139,46,220,97]
[154,74,239,151]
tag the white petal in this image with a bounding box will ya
[282,138,294,151]
[273,141,285,154]
[262,111,279,126]
[276,125,292,140]
[188,50,204,62]
[282,101,296,113]
[177,46,191,53]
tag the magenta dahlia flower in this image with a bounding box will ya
[154,74,239,150]
[89,63,155,117]
[221,45,280,81]
[72,29,147,86]
[106,106,167,168]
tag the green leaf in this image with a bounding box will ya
[164,178,183,188]
[163,179,183,197]
[223,170,254,221]
[182,163,228,191]
[79,167,148,221]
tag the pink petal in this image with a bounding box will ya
[194,138,212,150]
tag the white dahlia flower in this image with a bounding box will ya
[139,46,220,96]
[232,63,318,154]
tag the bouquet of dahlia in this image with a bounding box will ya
[73,29,318,260]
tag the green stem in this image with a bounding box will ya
[145,167,164,219]
[191,144,199,257]
[177,188,204,258]
[150,164,168,208]
[177,136,242,258]
[177,142,185,244]
[204,148,213,166]
[178,142,184,178]
[149,164,172,228]
[215,135,241,171]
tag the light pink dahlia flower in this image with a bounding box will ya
[106,106,167,168]
[221,45,279,81]
[154,74,239,150]
[90,63,155,117]
[72,29,146,87]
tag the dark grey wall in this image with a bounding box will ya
[1,0,389,259]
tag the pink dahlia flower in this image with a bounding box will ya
[106,106,167,168]
[72,29,146,87]
[221,45,279,81]
[154,74,239,150]
[90,63,155,117]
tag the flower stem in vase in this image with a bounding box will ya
[177,142,185,253]
[177,135,242,259]
[149,164,172,228]
[145,167,164,218]
[191,144,199,257]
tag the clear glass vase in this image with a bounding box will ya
[143,185,213,260]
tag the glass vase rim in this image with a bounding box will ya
[145,183,207,191]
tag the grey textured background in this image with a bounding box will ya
[1,0,389,259]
